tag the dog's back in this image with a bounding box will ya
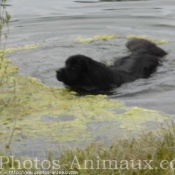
[126,38,167,57]
[114,39,167,79]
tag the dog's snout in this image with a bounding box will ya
[56,68,63,74]
[56,70,60,74]
[56,68,64,81]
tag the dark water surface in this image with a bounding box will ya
[4,0,175,157]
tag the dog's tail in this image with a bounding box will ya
[126,38,167,58]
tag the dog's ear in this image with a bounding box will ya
[66,54,96,74]
[79,55,93,72]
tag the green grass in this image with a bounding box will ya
[58,123,175,175]
[1,123,175,175]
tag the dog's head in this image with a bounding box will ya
[56,54,113,92]
[56,55,93,87]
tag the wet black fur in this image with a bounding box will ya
[56,39,167,93]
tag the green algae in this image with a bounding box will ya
[74,34,168,44]
[127,34,168,44]
[0,44,172,144]
[75,34,119,43]
[0,45,38,55]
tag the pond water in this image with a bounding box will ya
[2,0,175,158]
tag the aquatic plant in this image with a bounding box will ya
[127,34,168,44]
[75,34,119,43]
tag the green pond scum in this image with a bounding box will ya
[74,34,119,43]
[0,45,38,55]
[74,34,168,44]
[127,34,168,44]
[0,39,171,145]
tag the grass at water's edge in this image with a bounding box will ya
[58,124,175,175]
[1,123,175,175]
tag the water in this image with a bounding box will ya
[3,0,175,157]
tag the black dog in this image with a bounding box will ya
[56,39,167,93]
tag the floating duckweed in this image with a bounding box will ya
[75,34,119,43]
[127,34,168,44]
[0,44,38,55]
[118,107,170,130]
